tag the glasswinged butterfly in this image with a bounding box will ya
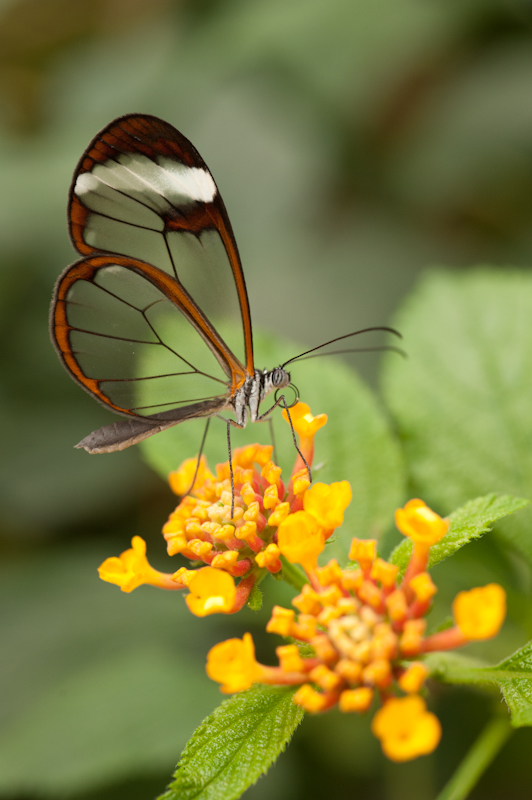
[50,114,399,464]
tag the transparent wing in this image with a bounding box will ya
[68,114,254,375]
[50,255,240,420]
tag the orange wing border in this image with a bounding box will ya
[50,254,248,419]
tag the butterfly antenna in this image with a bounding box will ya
[281,326,401,368]
[184,417,211,497]
[290,344,407,364]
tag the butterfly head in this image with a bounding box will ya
[271,367,290,389]
[263,367,300,409]
[259,367,291,402]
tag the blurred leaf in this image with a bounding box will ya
[0,542,228,796]
[140,330,405,557]
[186,0,461,121]
[427,642,532,728]
[0,397,151,534]
[382,269,532,564]
[0,647,217,796]
[389,494,528,576]
[392,41,532,229]
[161,685,304,800]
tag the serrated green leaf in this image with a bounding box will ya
[382,269,532,563]
[389,493,528,575]
[426,641,532,728]
[161,685,304,800]
[141,330,405,557]
[489,644,532,727]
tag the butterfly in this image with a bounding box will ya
[50,114,399,463]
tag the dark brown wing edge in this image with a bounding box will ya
[75,397,230,453]
[68,113,255,377]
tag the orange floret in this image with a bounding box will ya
[185,567,236,617]
[206,633,263,693]
[453,584,506,640]
[395,499,448,546]
[277,511,325,571]
[371,696,441,762]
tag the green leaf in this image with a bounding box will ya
[389,493,528,576]
[161,685,304,800]
[141,329,405,557]
[426,641,532,728]
[382,269,532,563]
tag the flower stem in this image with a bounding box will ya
[279,556,307,591]
[421,626,467,652]
[152,571,186,590]
[258,665,309,685]
[231,574,256,613]
[435,716,512,800]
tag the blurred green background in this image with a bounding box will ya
[3,0,532,798]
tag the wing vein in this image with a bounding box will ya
[139,305,228,386]
[103,371,216,383]
[88,170,168,218]
[162,229,179,280]
[83,280,148,313]
[69,327,161,345]
[84,208,160,233]
[131,395,223,410]
[95,145,177,209]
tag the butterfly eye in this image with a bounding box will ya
[271,367,289,387]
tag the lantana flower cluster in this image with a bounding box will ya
[97,402,507,763]
[98,403,350,616]
[206,498,506,762]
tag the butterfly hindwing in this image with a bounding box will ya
[50,255,240,429]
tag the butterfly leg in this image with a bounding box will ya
[253,415,278,465]
[182,417,211,497]
[257,398,312,485]
[217,415,246,519]
[267,416,278,465]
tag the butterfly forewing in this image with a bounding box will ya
[68,114,253,375]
